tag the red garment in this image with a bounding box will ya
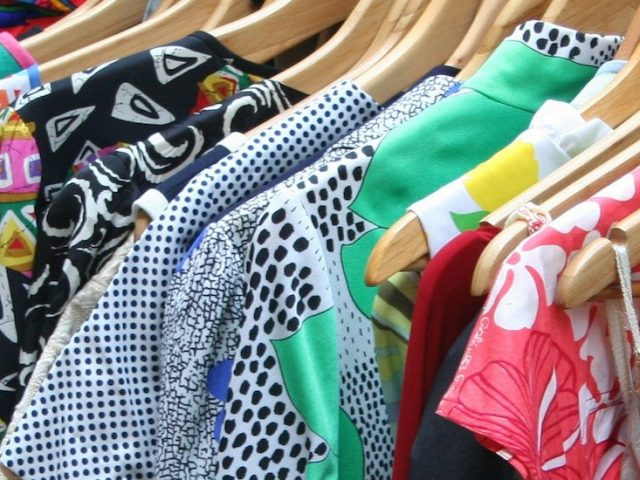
[392,224,501,480]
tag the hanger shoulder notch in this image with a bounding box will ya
[364,213,427,286]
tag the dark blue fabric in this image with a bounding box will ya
[157,144,232,201]
[409,314,518,480]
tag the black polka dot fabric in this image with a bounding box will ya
[0,81,381,480]
[512,20,620,66]
[157,74,458,479]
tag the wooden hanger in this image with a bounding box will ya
[344,0,432,78]
[354,0,510,104]
[36,0,255,83]
[362,0,558,286]
[23,0,149,64]
[456,0,552,80]
[579,7,640,127]
[39,0,358,83]
[556,205,640,308]
[273,0,397,93]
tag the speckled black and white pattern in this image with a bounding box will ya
[217,142,390,479]
[0,81,380,480]
[508,20,622,66]
[156,73,457,479]
[222,195,338,479]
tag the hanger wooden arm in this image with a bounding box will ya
[555,208,640,308]
[207,0,359,65]
[354,0,495,103]
[274,0,396,94]
[543,0,637,34]
[38,0,233,82]
[23,0,149,64]
[580,8,640,127]
[364,212,427,285]
[456,0,551,80]
[615,6,640,60]
[346,0,431,77]
[471,135,640,296]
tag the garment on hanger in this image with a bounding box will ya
[0,30,278,443]
[208,21,621,480]
[409,314,517,480]
[0,233,134,452]
[388,224,500,479]
[410,100,612,255]
[25,79,306,393]
[371,269,420,435]
[159,68,459,480]
[438,166,640,478]
[0,31,274,280]
[0,140,245,450]
[0,80,381,480]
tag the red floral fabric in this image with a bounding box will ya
[439,167,640,479]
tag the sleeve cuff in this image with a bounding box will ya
[132,189,169,222]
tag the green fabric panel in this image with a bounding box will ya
[464,40,601,112]
[351,91,532,228]
[338,409,364,480]
[0,47,21,78]
[272,308,342,479]
[341,228,385,317]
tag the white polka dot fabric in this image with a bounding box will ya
[157,73,458,479]
[0,81,381,480]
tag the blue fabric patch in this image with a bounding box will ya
[207,358,233,400]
